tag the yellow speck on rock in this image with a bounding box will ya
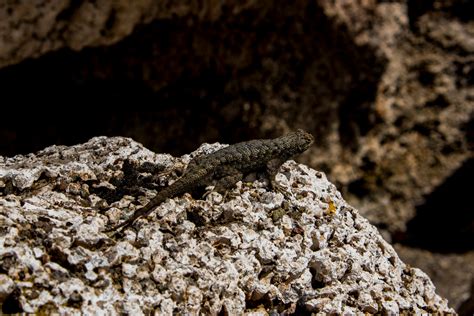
[327,200,337,215]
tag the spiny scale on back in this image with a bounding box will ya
[107,129,314,234]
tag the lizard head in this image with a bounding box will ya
[293,129,314,153]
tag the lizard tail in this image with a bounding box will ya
[104,199,162,233]
[104,175,198,234]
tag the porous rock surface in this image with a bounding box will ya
[394,244,474,311]
[0,137,453,314]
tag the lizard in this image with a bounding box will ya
[106,129,314,233]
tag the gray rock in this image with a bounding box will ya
[0,137,453,314]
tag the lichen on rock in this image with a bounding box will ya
[0,137,453,314]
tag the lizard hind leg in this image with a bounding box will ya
[202,165,243,199]
[156,161,187,178]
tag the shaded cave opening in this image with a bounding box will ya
[399,158,474,253]
[0,2,383,160]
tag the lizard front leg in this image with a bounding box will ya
[266,157,288,194]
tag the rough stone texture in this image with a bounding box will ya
[0,137,453,314]
[394,244,474,313]
[0,0,472,313]
[0,0,271,69]
[303,0,473,236]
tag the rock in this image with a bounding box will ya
[305,0,473,237]
[0,137,453,314]
[395,244,474,312]
[0,1,472,313]
[0,1,275,69]
[0,0,156,68]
